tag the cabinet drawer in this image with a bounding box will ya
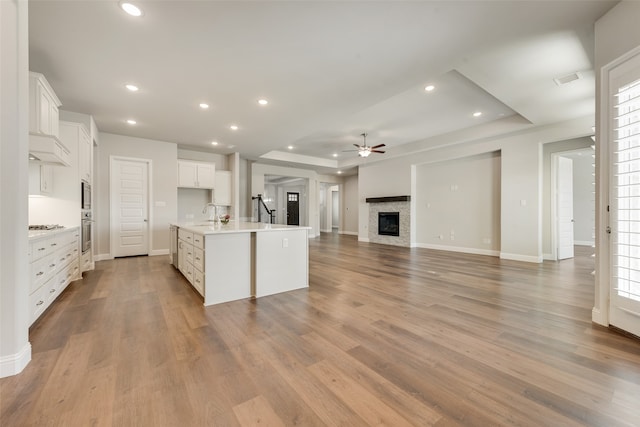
[178,229,194,243]
[193,233,204,249]
[193,269,204,296]
[193,247,204,272]
[185,244,194,264]
[30,238,52,262]
[185,261,194,284]
[29,284,48,324]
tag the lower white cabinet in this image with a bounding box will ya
[177,228,205,297]
[29,228,80,325]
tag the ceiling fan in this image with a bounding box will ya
[346,133,386,157]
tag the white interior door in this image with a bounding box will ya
[610,52,640,337]
[111,158,149,257]
[557,156,574,260]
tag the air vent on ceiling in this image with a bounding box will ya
[554,72,582,86]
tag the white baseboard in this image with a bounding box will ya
[94,253,113,262]
[0,342,31,378]
[339,231,358,236]
[320,228,331,233]
[543,253,555,261]
[415,243,499,257]
[500,252,543,263]
[592,308,608,326]
[150,249,169,256]
[575,240,595,246]
[358,237,370,243]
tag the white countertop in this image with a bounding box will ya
[28,226,79,241]
[172,221,310,235]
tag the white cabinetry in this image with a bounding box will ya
[177,228,205,296]
[29,72,61,138]
[29,228,80,325]
[78,126,92,183]
[213,170,231,206]
[29,163,54,196]
[177,160,215,189]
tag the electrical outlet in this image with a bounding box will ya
[282,238,288,248]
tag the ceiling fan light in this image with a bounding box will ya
[359,148,371,158]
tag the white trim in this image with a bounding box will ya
[339,230,358,236]
[543,253,555,261]
[415,243,499,257]
[592,308,608,326]
[320,228,332,233]
[358,237,370,243]
[150,249,169,256]
[500,252,543,263]
[574,240,595,246]
[595,45,640,328]
[0,343,31,378]
[94,253,113,262]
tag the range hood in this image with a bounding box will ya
[29,133,71,166]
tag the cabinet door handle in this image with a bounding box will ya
[36,300,44,306]
[60,257,65,262]
[36,271,44,276]
[38,247,46,251]
[50,288,56,293]
[51,243,57,247]
[49,263,56,268]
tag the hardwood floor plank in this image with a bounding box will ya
[233,395,287,427]
[2,235,640,426]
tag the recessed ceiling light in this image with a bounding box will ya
[288,146,294,150]
[199,103,209,109]
[258,99,268,106]
[126,119,137,125]
[120,2,143,17]
[473,111,482,117]
[337,171,342,174]
[125,84,139,92]
[211,141,218,146]
[332,153,338,157]
[228,145,236,149]
[425,85,435,92]
[230,125,239,130]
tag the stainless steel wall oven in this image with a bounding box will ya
[81,211,92,254]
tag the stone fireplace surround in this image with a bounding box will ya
[366,196,411,247]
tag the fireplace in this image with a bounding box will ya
[378,212,400,236]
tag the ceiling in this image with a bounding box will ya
[28,1,616,175]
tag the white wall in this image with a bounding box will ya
[342,175,359,234]
[415,151,501,255]
[0,0,31,377]
[572,152,594,245]
[96,133,177,258]
[359,116,593,261]
[594,0,640,325]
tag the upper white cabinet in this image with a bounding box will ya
[28,164,54,196]
[213,170,231,206]
[29,72,61,138]
[78,126,92,183]
[177,160,215,189]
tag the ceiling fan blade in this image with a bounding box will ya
[370,143,386,149]
[353,143,362,148]
[371,150,385,154]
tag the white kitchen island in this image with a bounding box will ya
[172,221,310,306]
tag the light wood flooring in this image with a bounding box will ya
[2,234,640,426]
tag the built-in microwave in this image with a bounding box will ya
[81,180,91,210]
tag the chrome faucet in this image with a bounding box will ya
[202,203,218,222]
